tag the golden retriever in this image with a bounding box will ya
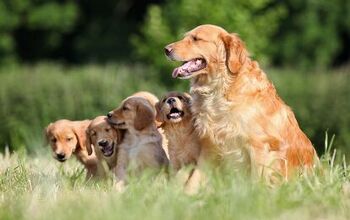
[156,92,200,171]
[45,119,100,179]
[165,24,318,184]
[85,116,124,176]
[107,96,169,187]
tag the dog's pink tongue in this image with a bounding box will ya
[172,61,194,78]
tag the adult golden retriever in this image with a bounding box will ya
[165,24,317,184]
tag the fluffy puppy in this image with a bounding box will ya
[165,24,318,187]
[86,116,124,175]
[45,119,99,179]
[107,96,169,185]
[156,92,200,171]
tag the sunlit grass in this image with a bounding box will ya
[0,136,349,220]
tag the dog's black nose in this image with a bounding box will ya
[164,45,173,56]
[107,112,112,118]
[56,153,65,160]
[167,97,176,104]
[98,140,108,147]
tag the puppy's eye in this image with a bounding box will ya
[192,36,199,41]
[51,138,57,143]
[105,128,110,132]
[177,96,184,100]
[162,99,166,103]
[122,106,129,111]
[67,137,73,142]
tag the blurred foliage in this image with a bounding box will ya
[270,0,350,68]
[0,64,349,156]
[0,0,349,68]
[0,0,78,62]
[132,0,286,81]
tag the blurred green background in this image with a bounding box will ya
[0,0,349,155]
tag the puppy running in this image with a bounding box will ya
[156,92,200,171]
[86,116,124,175]
[45,119,100,179]
[107,96,169,186]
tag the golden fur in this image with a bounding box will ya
[45,119,99,179]
[107,96,169,186]
[165,24,318,183]
[156,92,200,171]
[86,116,124,177]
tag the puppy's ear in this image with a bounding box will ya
[43,123,52,147]
[85,128,93,155]
[134,102,155,131]
[183,92,192,104]
[155,101,164,126]
[72,121,89,152]
[221,33,249,74]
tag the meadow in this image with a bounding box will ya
[0,63,349,219]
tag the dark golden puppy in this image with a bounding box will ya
[107,96,169,188]
[86,116,124,175]
[156,92,200,171]
[45,119,99,178]
[165,24,318,188]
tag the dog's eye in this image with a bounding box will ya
[177,96,184,100]
[67,137,73,142]
[192,35,199,41]
[105,128,110,132]
[51,138,57,143]
[90,131,96,136]
[162,99,166,103]
[122,106,129,111]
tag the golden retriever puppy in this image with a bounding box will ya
[107,96,169,186]
[85,116,124,176]
[45,119,100,179]
[164,24,318,184]
[156,92,200,171]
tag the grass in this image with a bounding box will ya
[0,135,349,220]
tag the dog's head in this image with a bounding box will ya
[156,92,192,124]
[45,119,89,162]
[107,97,155,131]
[164,24,249,84]
[86,116,122,158]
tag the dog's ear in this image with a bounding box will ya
[85,127,93,155]
[183,92,192,104]
[134,101,155,131]
[155,101,164,126]
[43,123,52,147]
[221,33,249,74]
[72,121,89,152]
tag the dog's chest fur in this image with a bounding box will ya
[191,91,251,168]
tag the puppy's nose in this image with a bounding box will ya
[98,140,108,147]
[164,45,173,56]
[167,97,176,104]
[56,153,65,160]
[107,112,113,118]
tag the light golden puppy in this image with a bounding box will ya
[45,119,99,179]
[86,116,124,176]
[156,91,200,171]
[165,24,318,185]
[107,96,169,186]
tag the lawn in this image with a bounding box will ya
[0,135,349,220]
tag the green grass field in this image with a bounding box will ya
[0,135,349,220]
[0,63,349,219]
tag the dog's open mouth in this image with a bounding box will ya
[172,58,206,79]
[100,142,114,157]
[167,107,184,120]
